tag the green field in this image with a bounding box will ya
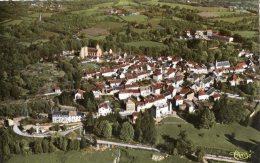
[143,0,228,12]
[79,63,98,71]
[212,16,256,23]
[157,120,260,152]
[233,31,258,38]
[125,41,167,48]
[8,149,195,163]
[197,11,243,17]
[122,15,148,23]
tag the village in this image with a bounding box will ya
[51,42,258,125]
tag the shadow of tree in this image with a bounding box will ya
[225,134,258,151]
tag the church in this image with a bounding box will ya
[79,44,102,59]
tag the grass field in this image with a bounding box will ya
[212,16,256,23]
[143,0,228,12]
[122,15,148,23]
[125,41,167,48]
[157,120,260,152]
[8,149,195,163]
[94,21,126,32]
[233,31,258,38]
[79,63,98,71]
[197,11,242,17]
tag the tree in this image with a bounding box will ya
[198,108,216,129]
[62,138,68,151]
[80,137,88,149]
[94,120,112,138]
[58,91,73,105]
[33,140,43,154]
[68,139,74,151]
[120,122,134,141]
[176,130,193,156]
[48,140,56,153]
[252,143,260,163]
[13,141,21,154]
[135,111,158,145]
[112,121,120,137]
[195,148,205,163]
[216,98,249,124]
[42,139,49,153]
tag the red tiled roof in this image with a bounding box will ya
[232,74,238,81]
[99,103,109,109]
[167,68,176,75]
[125,83,139,88]
[198,90,205,96]
[78,90,86,95]
[120,89,139,94]
[212,93,221,98]
[180,88,190,95]
[175,95,183,100]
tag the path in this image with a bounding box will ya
[13,118,82,138]
[204,154,247,163]
[96,140,160,152]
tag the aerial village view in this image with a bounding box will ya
[0,0,260,163]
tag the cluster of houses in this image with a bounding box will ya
[182,29,234,43]
[77,51,255,120]
[106,8,140,17]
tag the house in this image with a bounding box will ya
[153,71,163,81]
[187,73,199,83]
[125,83,139,90]
[132,112,139,124]
[235,62,247,73]
[165,68,176,78]
[200,76,214,89]
[137,71,150,81]
[52,86,61,94]
[98,102,112,117]
[184,101,195,113]
[82,70,96,79]
[151,102,172,118]
[215,61,230,69]
[101,68,116,77]
[108,79,123,87]
[140,86,151,97]
[247,79,253,84]
[126,98,136,111]
[209,34,233,43]
[151,83,162,95]
[206,87,216,96]
[212,93,221,101]
[179,88,191,97]
[198,90,209,101]
[118,89,140,100]
[74,90,86,101]
[126,74,138,84]
[174,95,183,106]
[52,111,83,124]
[229,74,240,86]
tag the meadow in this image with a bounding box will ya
[8,149,195,163]
[157,117,260,152]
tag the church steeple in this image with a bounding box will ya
[39,13,42,22]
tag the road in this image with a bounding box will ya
[96,139,160,152]
[204,154,247,163]
[12,118,83,138]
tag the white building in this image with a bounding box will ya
[215,61,230,69]
[52,111,83,124]
[151,103,172,118]
[98,102,112,117]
